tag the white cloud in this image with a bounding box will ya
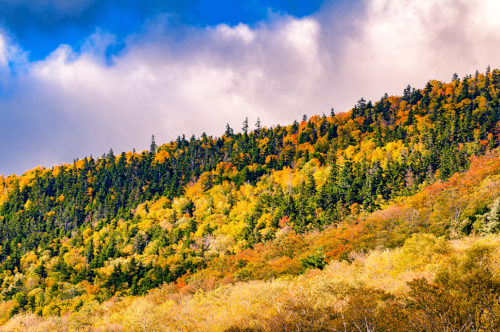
[1,0,500,174]
[215,23,255,44]
[0,34,6,66]
[328,0,500,102]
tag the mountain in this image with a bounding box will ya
[0,69,499,330]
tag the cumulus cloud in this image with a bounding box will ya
[0,0,499,175]
[323,0,500,99]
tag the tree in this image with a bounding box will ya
[106,263,124,291]
[225,123,234,136]
[242,117,249,135]
[150,135,157,154]
[85,240,94,264]
[474,198,500,234]
[34,261,47,279]
[107,149,115,163]
[301,248,326,270]
[407,244,500,331]
[403,84,413,101]
[255,118,261,132]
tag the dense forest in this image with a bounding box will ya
[0,68,499,330]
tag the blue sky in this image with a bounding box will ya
[0,0,327,61]
[0,0,499,175]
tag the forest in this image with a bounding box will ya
[0,68,499,330]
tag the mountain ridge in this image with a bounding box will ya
[0,69,499,329]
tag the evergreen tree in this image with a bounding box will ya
[34,261,47,279]
[150,135,157,154]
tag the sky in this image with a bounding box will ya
[0,0,499,175]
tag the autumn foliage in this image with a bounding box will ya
[0,69,499,329]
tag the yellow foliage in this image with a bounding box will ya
[154,150,170,164]
[7,234,493,331]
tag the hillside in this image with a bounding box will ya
[0,69,499,330]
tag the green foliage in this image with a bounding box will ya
[0,69,499,322]
[475,198,500,234]
[301,248,327,270]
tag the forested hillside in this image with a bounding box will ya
[0,69,499,330]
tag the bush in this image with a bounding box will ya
[300,248,327,270]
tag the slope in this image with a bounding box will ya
[0,69,499,324]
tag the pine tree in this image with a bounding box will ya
[255,118,261,133]
[34,261,47,279]
[225,123,234,136]
[150,135,157,154]
[242,117,249,135]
